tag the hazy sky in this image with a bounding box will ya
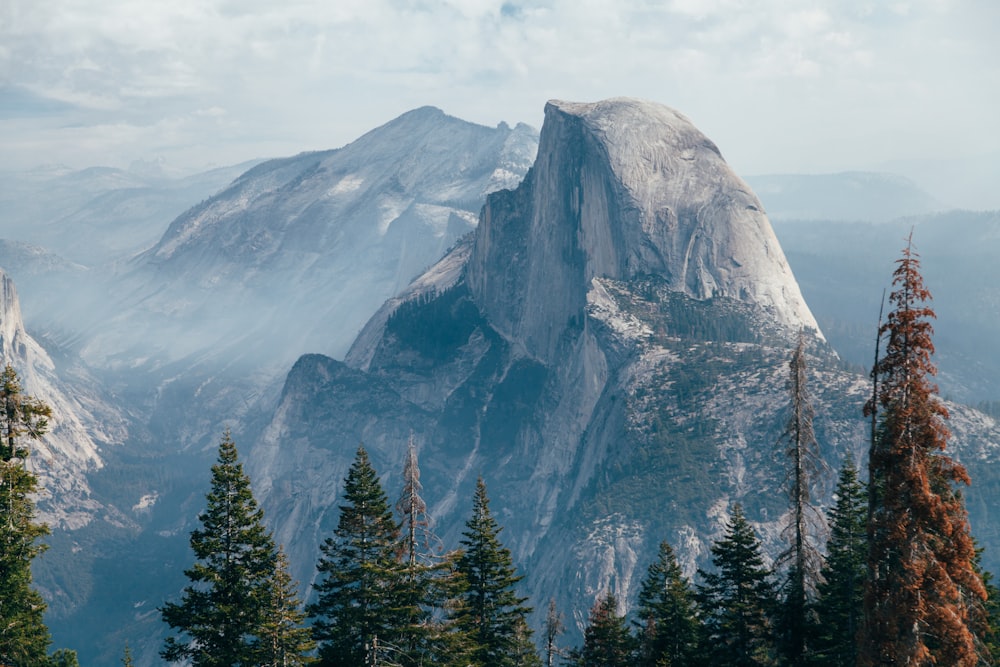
[2,0,997,178]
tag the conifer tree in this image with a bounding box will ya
[696,503,778,667]
[860,239,985,666]
[453,477,540,666]
[813,456,867,667]
[570,593,634,667]
[257,546,315,667]
[634,540,700,667]
[161,430,281,667]
[309,446,408,667]
[0,363,53,667]
[775,334,824,667]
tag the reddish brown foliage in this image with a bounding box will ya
[860,240,986,666]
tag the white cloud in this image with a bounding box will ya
[0,0,996,176]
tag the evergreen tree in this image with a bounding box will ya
[775,334,824,667]
[0,363,53,667]
[634,540,700,667]
[860,239,985,666]
[257,547,315,667]
[309,446,408,667]
[161,430,280,667]
[696,504,778,667]
[453,477,540,666]
[570,593,634,667]
[813,456,867,667]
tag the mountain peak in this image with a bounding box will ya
[465,97,820,363]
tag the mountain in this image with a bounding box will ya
[744,171,945,222]
[0,161,260,265]
[79,107,538,377]
[245,98,1000,645]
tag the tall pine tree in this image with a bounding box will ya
[453,477,540,666]
[309,446,408,667]
[634,540,700,667]
[161,431,285,667]
[813,456,867,667]
[775,334,824,667]
[696,503,778,667]
[0,363,53,667]
[860,239,985,666]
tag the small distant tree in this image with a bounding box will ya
[570,593,634,667]
[543,598,565,667]
[860,239,985,666]
[0,363,54,667]
[309,446,408,667]
[634,540,700,667]
[813,456,867,667]
[161,431,281,667]
[121,643,135,667]
[452,477,540,666]
[696,504,778,667]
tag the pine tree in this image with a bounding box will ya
[453,477,540,666]
[570,593,634,667]
[813,456,867,667]
[860,239,985,666]
[775,334,824,667]
[696,503,778,667]
[161,430,280,667]
[309,446,407,667]
[257,547,315,667]
[0,363,53,667]
[634,540,700,667]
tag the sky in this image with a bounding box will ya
[1,0,998,183]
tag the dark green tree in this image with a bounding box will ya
[257,546,315,667]
[634,540,700,667]
[696,504,778,667]
[161,430,281,667]
[453,477,540,666]
[813,456,867,667]
[570,593,634,667]
[309,446,407,667]
[0,363,53,667]
[46,649,78,667]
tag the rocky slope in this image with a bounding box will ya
[248,99,1000,642]
[0,271,128,529]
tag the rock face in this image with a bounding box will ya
[248,99,999,642]
[0,271,126,529]
[465,99,819,365]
